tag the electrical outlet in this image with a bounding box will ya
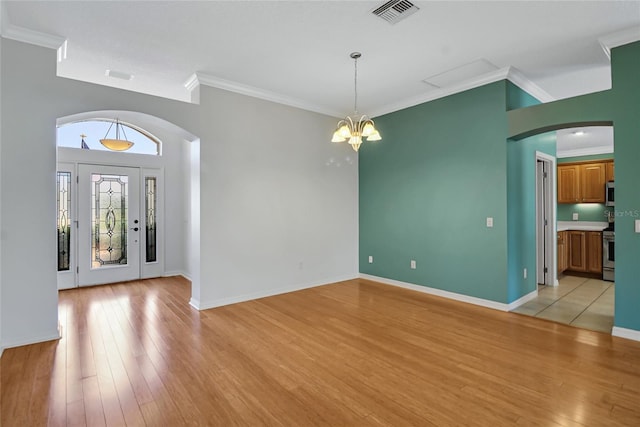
[524,268,527,279]
[572,212,579,221]
[410,260,416,269]
[486,217,494,228]
[368,255,373,263]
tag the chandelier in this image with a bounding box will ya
[331,52,381,152]
[100,119,134,151]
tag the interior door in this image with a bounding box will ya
[78,164,140,286]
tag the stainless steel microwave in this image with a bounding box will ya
[606,181,615,206]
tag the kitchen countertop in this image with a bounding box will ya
[557,221,609,232]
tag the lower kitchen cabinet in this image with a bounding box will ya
[557,231,568,274]
[588,231,603,273]
[568,231,587,271]
[561,230,603,275]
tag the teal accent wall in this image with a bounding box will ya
[609,42,640,332]
[359,82,509,303]
[556,154,613,222]
[508,41,640,332]
[507,132,556,302]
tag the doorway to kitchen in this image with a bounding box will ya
[515,125,615,334]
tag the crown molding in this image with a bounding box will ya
[183,73,200,92]
[1,22,66,50]
[556,145,613,159]
[598,26,640,59]
[369,67,509,117]
[506,67,555,103]
[189,71,341,118]
[369,66,555,118]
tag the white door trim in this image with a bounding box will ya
[535,151,557,287]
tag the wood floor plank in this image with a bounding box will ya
[2,277,640,426]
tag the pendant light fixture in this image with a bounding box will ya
[100,119,134,151]
[331,52,381,152]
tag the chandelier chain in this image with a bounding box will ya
[353,56,358,114]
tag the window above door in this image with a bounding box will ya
[57,119,162,155]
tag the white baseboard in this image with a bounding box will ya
[1,330,61,351]
[507,290,538,311]
[189,297,201,310]
[360,274,512,312]
[612,326,640,342]
[196,274,358,310]
[163,270,191,281]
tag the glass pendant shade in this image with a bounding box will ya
[362,121,375,137]
[99,138,134,151]
[331,131,346,143]
[349,135,362,152]
[367,130,382,141]
[100,119,135,151]
[338,124,351,139]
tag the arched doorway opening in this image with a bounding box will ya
[56,110,199,291]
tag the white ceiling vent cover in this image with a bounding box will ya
[372,0,420,25]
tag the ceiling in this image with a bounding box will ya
[556,126,614,158]
[1,1,639,120]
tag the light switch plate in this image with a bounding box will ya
[410,260,416,269]
[486,217,493,228]
[368,255,373,263]
[636,220,640,233]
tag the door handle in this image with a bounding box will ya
[130,227,139,232]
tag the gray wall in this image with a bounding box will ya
[0,39,358,349]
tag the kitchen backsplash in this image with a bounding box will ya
[557,203,610,222]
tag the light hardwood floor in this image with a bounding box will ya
[2,277,640,426]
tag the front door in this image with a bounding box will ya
[78,164,141,286]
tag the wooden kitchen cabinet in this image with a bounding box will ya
[606,161,615,181]
[557,161,608,204]
[565,230,602,275]
[558,165,581,204]
[581,163,606,202]
[568,231,587,271]
[588,231,603,273]
[557,231,568,275]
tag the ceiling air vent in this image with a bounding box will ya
[372,0,420,25]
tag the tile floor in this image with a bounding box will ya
[511,275,614,333]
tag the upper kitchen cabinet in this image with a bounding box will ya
[558,165,580,203]
[606,161,615,182]
[581,163,606,202]
[557,160,611,204]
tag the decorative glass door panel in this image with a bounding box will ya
[79,165,140,286]
[92,174,128,268]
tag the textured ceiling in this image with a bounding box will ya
[2,1,640,120]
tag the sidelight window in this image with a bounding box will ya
[57,171,72,271]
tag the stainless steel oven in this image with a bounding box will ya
[603,230,614,281]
